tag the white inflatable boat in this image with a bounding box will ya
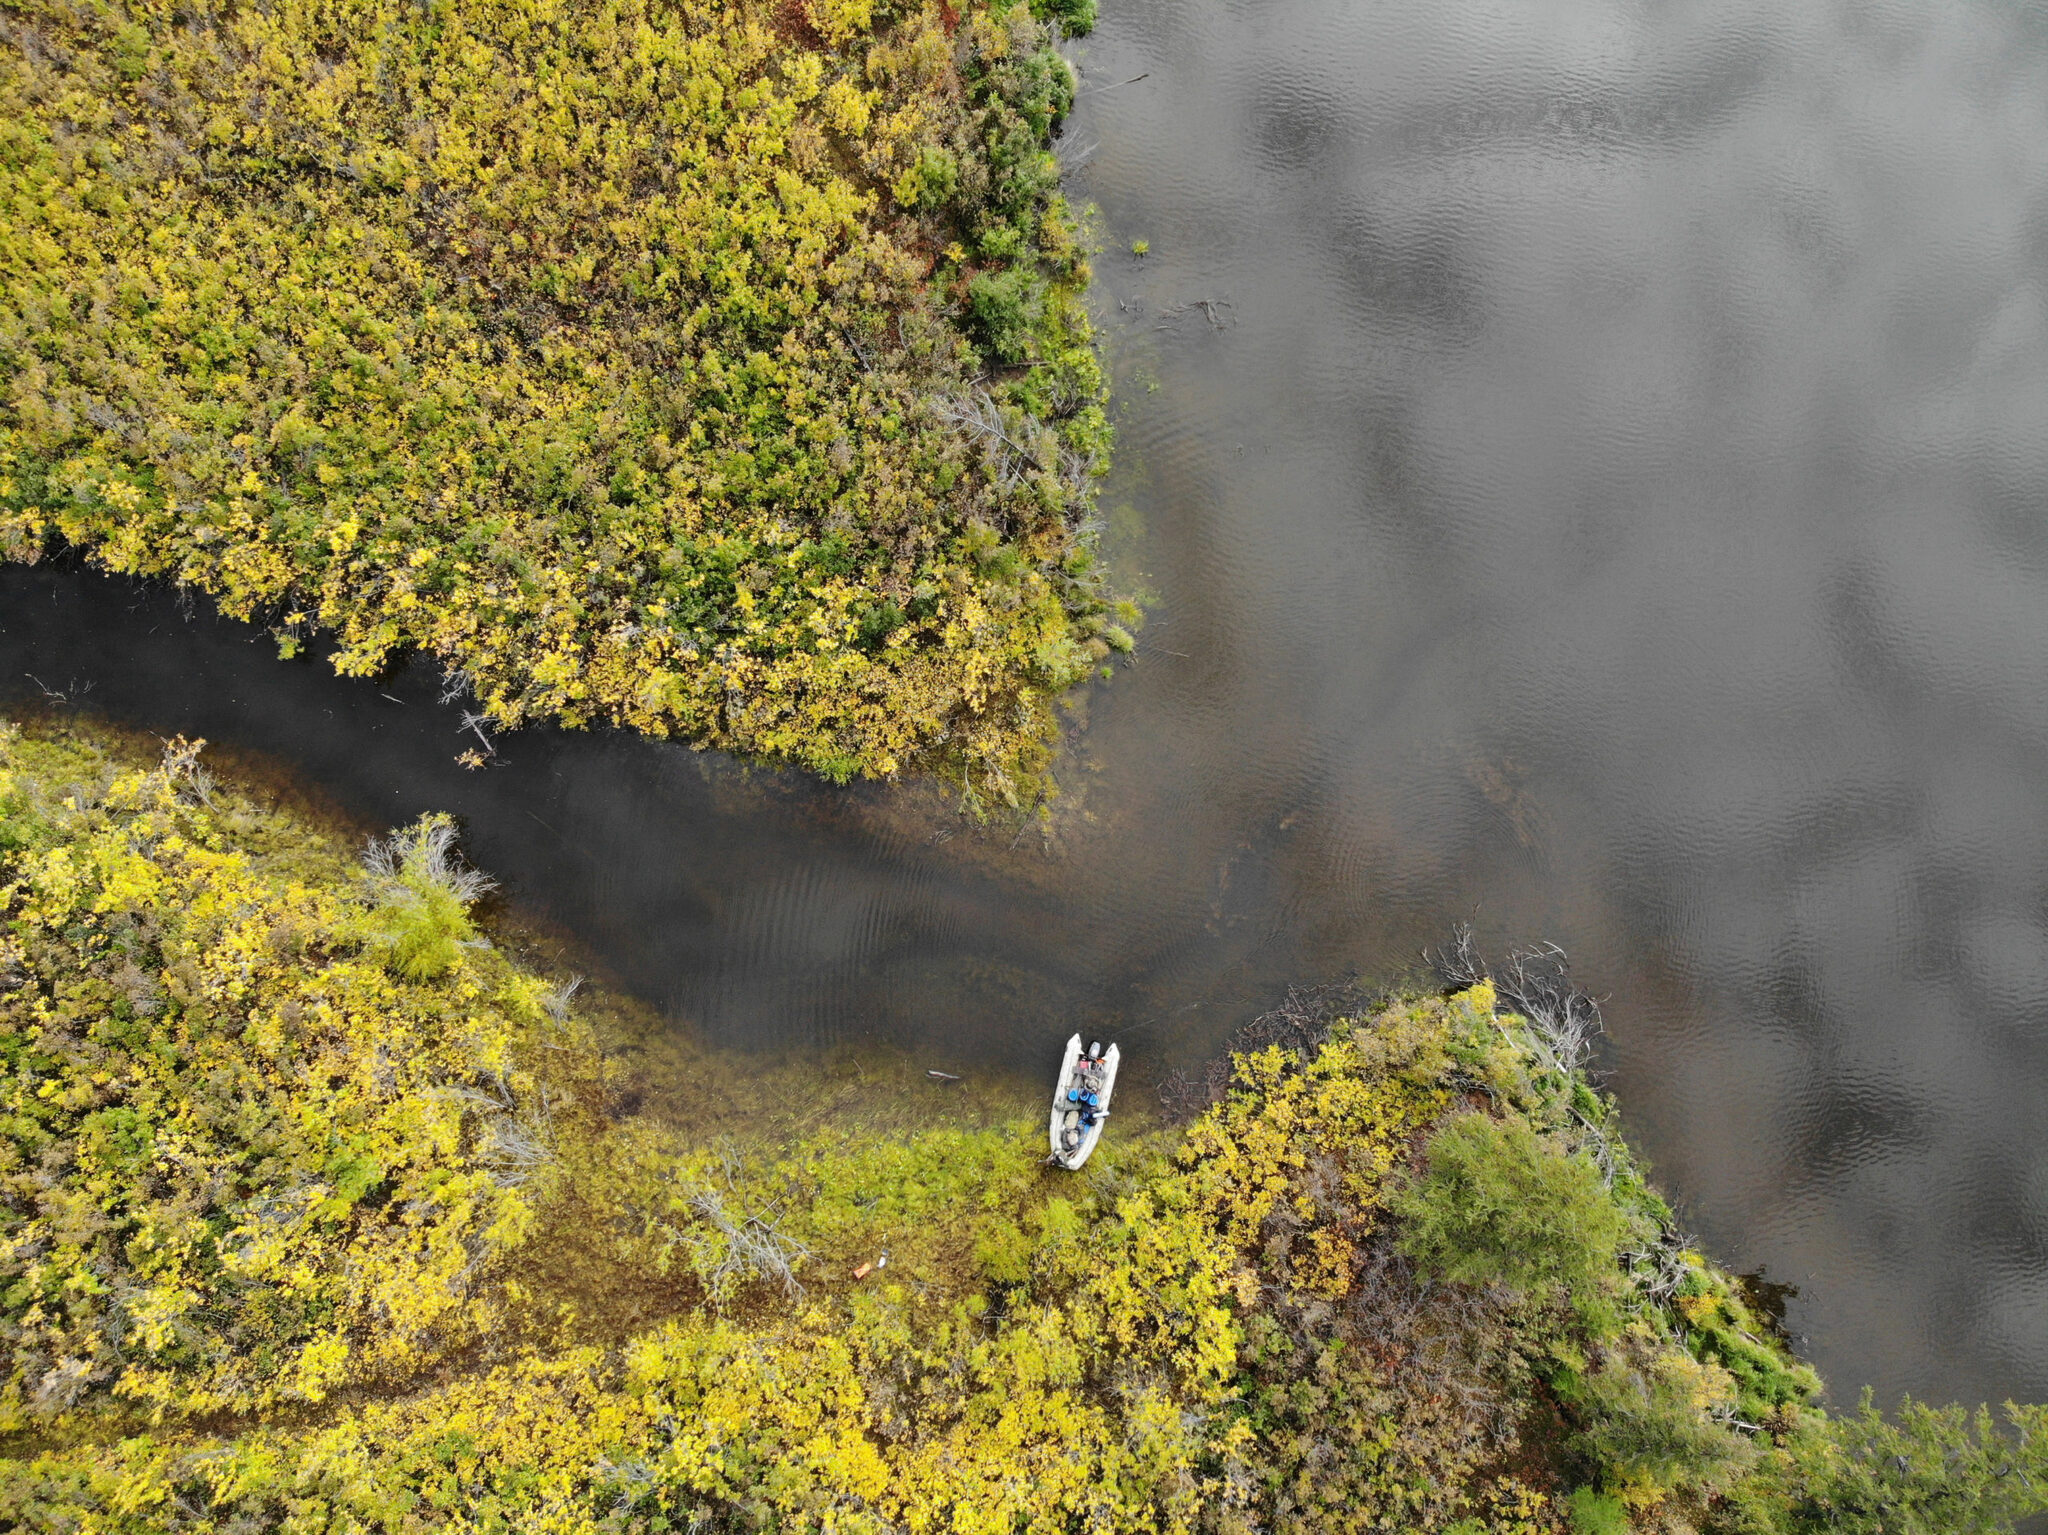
[1048,1033,1119,1169]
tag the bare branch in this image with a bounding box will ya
[933,391,1050,489]
[364,816,497,907]
[1078,72,1149,97]
[543,975,582,1024]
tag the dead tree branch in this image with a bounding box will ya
[934,391,1050,488]
[1154,298,1236,332]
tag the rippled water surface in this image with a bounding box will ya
[7,0,2048,1410]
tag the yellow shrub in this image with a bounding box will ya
[0,0,1117,803]
[0,729,574,1425]
[0,741,1790,1535]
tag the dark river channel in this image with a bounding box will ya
[5,0,2048,1417]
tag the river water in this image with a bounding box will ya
[5,0,2047,1413]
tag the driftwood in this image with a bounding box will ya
[24,673,93,705]
[1077,71,1149,97]
[1430,925,1707,1307]
[1154,298,1236,333]
[1157,979,1375,1120]
[676,1153,812,1301]
[1428,925,1627,1178]
[933,391,1046,484]
[1429,925,1600,1081]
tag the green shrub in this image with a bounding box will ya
[979,45,1077,147]
[362,815,494,983]
[0,788,38,854]
[1393,1112,1632,1301]
[1676,1268,1822,1423]
[980,219,1029,261]
[1566,1488,1629,1535]
[969,266,1049,363]
[1718,1392,2048,1535]
[973,1218,1034,1285]
[906,144,961,210]
[1569,1339,1759,1504]
[1032,0,1098,34]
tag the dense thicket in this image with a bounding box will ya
[1,723,2043,1533]
[0,726,585,1422]
[0,0,1127,799]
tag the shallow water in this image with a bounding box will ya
[7,0,2048,1412]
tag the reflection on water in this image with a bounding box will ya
[6,0,2048,1412]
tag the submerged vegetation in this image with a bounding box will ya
[0,0,1133,802]
[1,718,2044,1533]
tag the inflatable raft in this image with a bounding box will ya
[1049,1033,1119,1169]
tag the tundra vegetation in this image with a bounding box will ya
[0,0,1133,804]
[1,720,2045,1534]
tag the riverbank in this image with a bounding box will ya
[1,719,2043,1534]
[0,0,1132,804]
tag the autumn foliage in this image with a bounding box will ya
[2,724,2043,1533]
[0,0,1126,800]
[0,726,574,1425]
